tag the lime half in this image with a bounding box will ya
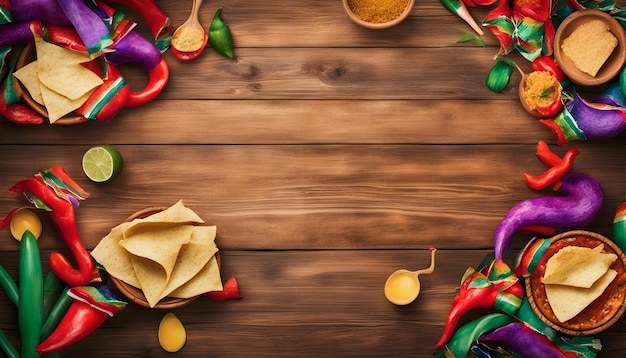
[82,145,123,182]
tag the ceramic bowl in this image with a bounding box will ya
[109,207,221,309]
[341,0,415,29]
[554,9,626,86]
[14,42,87,125]
[525,230,626,336]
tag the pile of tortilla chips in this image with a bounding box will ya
[542,244,618,322]
[13,35,103,123]
[92,200,223,307]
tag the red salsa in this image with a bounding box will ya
[529,234,626,332]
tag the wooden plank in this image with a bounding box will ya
[143,0,498,48]
[1,144,624,252]
[1,250,625,357]
[0,99,555,145]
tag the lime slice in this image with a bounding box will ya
[82,145,123,182]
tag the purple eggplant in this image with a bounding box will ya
[10,0,71,26]
[494,172,603,260]
[477,322,578,357]
[541,92,626,144]
[57,0,112,56]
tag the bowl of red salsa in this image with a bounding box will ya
[525,230,626,336]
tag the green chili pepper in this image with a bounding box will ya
[486,59,513,93]
[0,263,19,306]
[0,327,19,358]
[19,230,44,358]
[434,313,514,358]
[43,271,64,318]
[439,0,483,35]
[209,8,236,59]
[40,286,72,340]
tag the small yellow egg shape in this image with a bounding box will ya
[158,313,187,352]
[10,209,42,241]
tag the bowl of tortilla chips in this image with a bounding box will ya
[92,201,223,309]
[14,37,102,125]
[525,230,626,336]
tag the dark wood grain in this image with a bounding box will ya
[1,1,626,357]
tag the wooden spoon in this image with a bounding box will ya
[171,0,208,61]
[384,248,436,305]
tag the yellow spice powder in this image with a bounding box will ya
[522,71,558,110]
[348,0,409,24]
[171,27,205,52]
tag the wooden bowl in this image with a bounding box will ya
[341,0,414,29]
[14,42,88,125]
[110,207,221,309]
[554,9,626,86]
[525,230,626,336]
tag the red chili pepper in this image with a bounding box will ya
[1,70,45,124]
[523,142,580,190]
[435,263,522,348]
[542,17,555,56]
[37,286,126,354]
[482,0,515,56]
[532,56,567,83]
[203,277,243,301]
[125,58,169,107]
[513,0,551,22]
[9,167,94,287]
[105,0,173,43]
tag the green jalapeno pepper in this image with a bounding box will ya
[19,230,44,358]
[0,263,19,306]
[0,328,19,358]
[43,271,65,318]
[209,8,236,59]
[485,59,513,93]
[434,313,514,358]
[40,286,72,340]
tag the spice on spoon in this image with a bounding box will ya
[348,0,409,24]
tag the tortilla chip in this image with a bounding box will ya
[160,226,218,298]
[34,35,103,100]
[542,244,617,288]
[40,82,93,123]
[120,223,194,280]
[170,255,223,299]
[13,61,44,105]
[91,201,222,307]
[545,269,618,322]
[140,200,205,224]
[91,222,140,287]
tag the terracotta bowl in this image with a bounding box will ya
[14,42,87,125]
[109,207,221,309]
[525,230,626,336]
[554,9,626,87]
[341,0,415,29]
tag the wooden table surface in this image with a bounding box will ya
[2,1,626,357]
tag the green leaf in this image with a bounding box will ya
[456,32,485,47]
[539,85,554,98]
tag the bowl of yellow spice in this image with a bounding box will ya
[342,0,415,29]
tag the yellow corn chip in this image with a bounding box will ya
[13,61,44,105]
[545,269,617,322]
[34,35,103,100]
[542,244,617,288]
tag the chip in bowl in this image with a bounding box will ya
[92,200,223,308]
